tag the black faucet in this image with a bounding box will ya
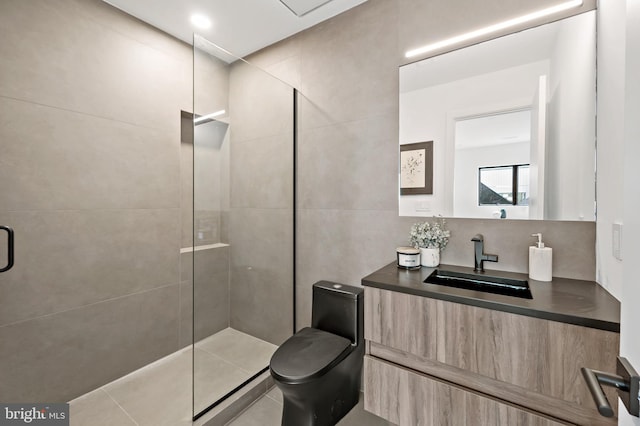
[471,234,498,272]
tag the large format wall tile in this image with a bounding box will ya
[0,0,190,130]
[71,0,192,64]
[194,247,230,341]
[180,252,194,285]
[227,46,295,346]
[229,60,294,144]
[296,209,409,281]
[295,209,410,327]
[296,0,398,130]
[180,247,231,348]
[229,208,293,346]
[0,285,180,402]
[439,218,597,280]
[0,209,180,326]
[297,113,398,211]
[179,280,193,349]
[295,283,313,331]
[180,119,195,249]
[244,34,302,89]
[230,133,293,209]
[230,263,293,346]
[0,98,180,211]
[194,47,230,117]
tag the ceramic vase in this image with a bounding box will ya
[420,247,440,267]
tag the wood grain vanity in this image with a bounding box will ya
[362,262,620,425]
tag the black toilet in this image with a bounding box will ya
[269,281,364,426]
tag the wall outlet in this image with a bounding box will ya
[612,223,623,261]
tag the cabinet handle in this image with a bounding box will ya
[581,356,639,418]
[0,226,14,273]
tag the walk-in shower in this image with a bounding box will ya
[0,11,294,422]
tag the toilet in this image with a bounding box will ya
[269,281,364,426]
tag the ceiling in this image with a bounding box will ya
[455,110,531,149]
[103,0,368,58]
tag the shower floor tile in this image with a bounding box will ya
[196,328,277,374]
[194,348,255,414]
[102,348,193,426]
[68,328,276,426]
[69,388,137,426]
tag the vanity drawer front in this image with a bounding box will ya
[364,287,619,413]
[365,286,439,359]
[364,356,568,426]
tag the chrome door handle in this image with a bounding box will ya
[581,356,639,418]
[0,226,14,273]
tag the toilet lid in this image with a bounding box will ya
[270,327,353,384]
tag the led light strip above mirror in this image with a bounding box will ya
[405,0,584,59]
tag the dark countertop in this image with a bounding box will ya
[362,262,620,332]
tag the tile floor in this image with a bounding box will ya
[227,388,392,426]
[69,328,277,426]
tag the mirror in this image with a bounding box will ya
[399,11,596,221]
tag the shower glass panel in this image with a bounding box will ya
[192,34,294,419]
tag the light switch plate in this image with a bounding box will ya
[415,201,432,212]
[613,223,623,261]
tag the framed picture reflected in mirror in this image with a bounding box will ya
[400,141,433,195]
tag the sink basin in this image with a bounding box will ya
[425,269,533,299]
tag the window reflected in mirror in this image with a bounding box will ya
[479,165,529,206]
[454,109,532,219]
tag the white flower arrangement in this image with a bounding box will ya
[409,218,450,250]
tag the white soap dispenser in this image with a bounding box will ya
[529,233,552,282]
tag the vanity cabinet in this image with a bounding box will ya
[363,287,619,425]
[365,356,566,426]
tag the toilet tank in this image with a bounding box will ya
[311,281,364,345]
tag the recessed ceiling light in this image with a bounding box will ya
[190,14,212,30]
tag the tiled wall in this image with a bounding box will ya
[182,59,232,346]
[244,0,599,328]
[227,60,295,346]
[180,248,231,348]
[188,43,296,348]
[0,0,191,402]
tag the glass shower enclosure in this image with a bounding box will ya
[0,25,293,424]
[188,35,295,419]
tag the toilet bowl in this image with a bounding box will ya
[269,281,364,426]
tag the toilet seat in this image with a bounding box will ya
[270,327,353,384]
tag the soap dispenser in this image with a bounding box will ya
[529,233,552,281]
